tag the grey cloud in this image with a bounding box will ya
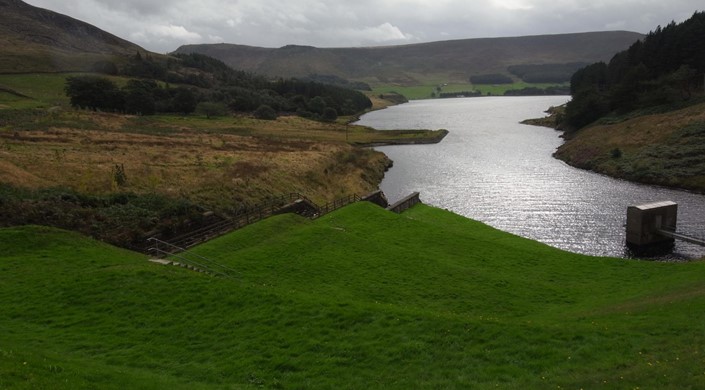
[24,0,705,53]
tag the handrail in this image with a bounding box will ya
[147,237,239,279]
[149,247,230,278]
[160,196,298,252]
[146,192,373,258]
[314,194,361,217]
[167,218,235,245]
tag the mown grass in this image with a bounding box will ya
[2,203,705,388]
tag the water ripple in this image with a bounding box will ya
[357,96,705,259]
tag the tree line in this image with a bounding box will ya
[508,63,588,84]
[69,52,372,121]
[470,74,513,84]
[565,11,705,129]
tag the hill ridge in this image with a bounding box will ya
[175,31,644,84]
[0,0,148,73]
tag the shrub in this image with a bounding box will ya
[322,107,338,122]
[254,105,277,120]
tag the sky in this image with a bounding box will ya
[24,0,703,53]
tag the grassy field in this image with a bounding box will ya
[0,109,391,208]
[1,202,704,388]
[0,73,74,109]
[0,72,445,250]
[0,73,446,210]
[371,82,569,100]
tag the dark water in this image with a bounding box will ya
[356,96,705,259]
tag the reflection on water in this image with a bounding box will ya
[356,96,705,259]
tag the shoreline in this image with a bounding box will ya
[352,129,449,147]
[523,102,705,194]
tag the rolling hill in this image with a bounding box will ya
[2,203,705,388]
[0,0,148,73]
[175,31,644,86]
[0,0,643,91]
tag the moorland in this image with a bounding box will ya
[1,1,705,389]
[177,31,643,99]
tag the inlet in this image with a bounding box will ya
[626,201,705,249]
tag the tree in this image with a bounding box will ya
[322,107,338,122]
[64,76,124,111]
[172,88,197,115]
[564,88,610,129]
[254,104,277,120]
[565,11,705,130]
[307,96,327,115]
[668,64,698,99]
[124,88,155,115]
[610,63,648,113]
[124,79,158,115]
[470,74,513,84]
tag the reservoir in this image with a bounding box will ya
[356,96,705,259]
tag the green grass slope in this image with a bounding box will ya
[0,73,75,108]
[2,203,705,388]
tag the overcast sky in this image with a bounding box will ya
[25,0,703,53]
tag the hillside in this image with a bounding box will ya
[0,0,148,73]
[2,202,705,388]
[551,11,705,192]
[0,1,380,119]
[554,101,705,192]
[175,31,643,86]
[0,74,448,249]
[0,3,443,250]
[564,11,705,129]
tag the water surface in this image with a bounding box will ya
[357,96,705,258]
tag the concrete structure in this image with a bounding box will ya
[626,201,678,247]
[361,190,389,208]
[387,192,421,214]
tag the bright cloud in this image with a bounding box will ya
[23,0,705,52]
[147,24,202,41]
[492,0,534,10]
[339,23,414,44]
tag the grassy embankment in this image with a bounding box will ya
[552,100,705,192]
[0,73,446,209]
[1,202,705,388]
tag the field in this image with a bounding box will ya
[371,82,568,100]
[0,73,74,109]
[0,73,445,210]
[1,202,704,388]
